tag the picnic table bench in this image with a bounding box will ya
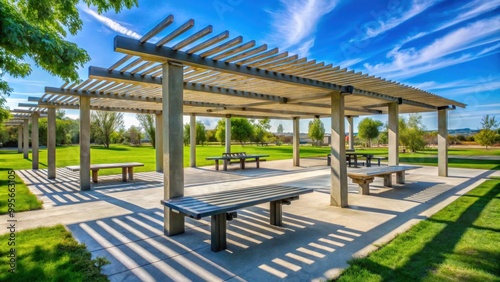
[327,151,374,167]
[206,152,269,171]
[66,162,144,183]
[347,165,421,195]
[161,185,313,252]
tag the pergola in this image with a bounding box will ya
[24,15,464,236]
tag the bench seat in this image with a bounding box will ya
[66,162,144,183]
[348,165,421,195]
[161,185,313,252]
[206,153,269,171]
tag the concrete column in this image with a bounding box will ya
[347,116,354,150]
[438,108,448,177]
[31,113,39,169]
[293,117,300,166]
[155,113,163,172]
[23,119,29,159]
[47,108,56,179]
[190,114,196,167]
[388,103,399,166]
[163,61,185,236]
[17,126,22,153]
[80,96,91,191]
[225,115,231,153]
[330,92,348,207]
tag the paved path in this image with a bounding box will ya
[2,159,499,281]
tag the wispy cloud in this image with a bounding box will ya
[364,16,500,79]
[400,0,499,46]
[268,0,338,57]
[363,0,436,39]
[82,7,141,39]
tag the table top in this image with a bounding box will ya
[206,154,269,160]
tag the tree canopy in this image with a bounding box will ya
[475,115,499,149]
[399,114,426,152]
[183,121,207,146]
[136,114,155,147]
[215,117,254,145]
[91,111,124,148]
[308,118,325,146]
[0,0,138,122]
[358,117,383,147]
[277,124,284,134]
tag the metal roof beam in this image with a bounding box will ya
[37,101,162,114]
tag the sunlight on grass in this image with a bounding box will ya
[334,178,500,281]
[0,225,109,281]
[0,170,42,215]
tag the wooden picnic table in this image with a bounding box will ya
[66,162,144,183]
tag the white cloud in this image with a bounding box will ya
[364,0,436,39]
[82,8,141,39]
[364,16,500,79]
[268,0,338,57]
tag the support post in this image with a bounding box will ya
[80,96,91,191]
[155,113,163,172]
[270,201,283,226]
[23,119,29,159]
[225,115,231,154]
[17,126,22,153]
[330,92,348,207]
[388,103,399,166]
[438,108,448,177]
[47,108,56,179]
[190,114,196,167]
[31,112,39,169]
[163,61,185,236]
[211,214,227,252]
[347,116,354,150]
[293,117,300,166]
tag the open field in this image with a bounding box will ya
[335,177,500,281]
[1,145,499,173]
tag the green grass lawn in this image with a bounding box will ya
[0,169,43,215]
[334,177,500,281]
[0,225,109,281]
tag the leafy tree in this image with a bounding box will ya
[358,117,383,147]
[253,118,272,144]
[183,121,208,146]
[126,125,141,145]
[475,115,499,149]
[399,114,426,152]
[231,118,254,145]
[205,129,217,142]
[0,0,138,122]
[91,111,124,148]
[136,114,155,147]
[308,118,325,146]
[277,123,284,134]
[215,119,226,145]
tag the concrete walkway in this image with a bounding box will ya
[2,159,499,281]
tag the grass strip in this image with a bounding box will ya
[0,225,109,281]
[334,178,500,281]
[0,169,42,215]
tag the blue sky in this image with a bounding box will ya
[5,0,500,133]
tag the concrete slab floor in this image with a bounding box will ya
[1,158,499,281]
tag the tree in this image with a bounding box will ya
[183,121,208,146]
[358,118,383,147]
[277,123,284,134]
[231,118,254,145]
[91,111,124,148]
[0,0,138,121]
[253,118,272,144]
[475,115,499,149]
[308,118,325,146]
[136,114,155,147]
[215,119,226,145]
[126,125,142,145]
[399,114,426,152]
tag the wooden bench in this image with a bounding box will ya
[347,165,421,195]
[206,152,269,171]
[66,162,144,183]
[161,185,313,252]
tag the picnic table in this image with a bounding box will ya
[161,185,313,251]
[327,152,375,167]
[206,152,269,171]
[66,162,144,183]
[348,165,421,195]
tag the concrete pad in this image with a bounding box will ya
[1,159,499,281]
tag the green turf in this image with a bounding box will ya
[0,169,43,215]
[0,225,109,281]
[334,178,500,281]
